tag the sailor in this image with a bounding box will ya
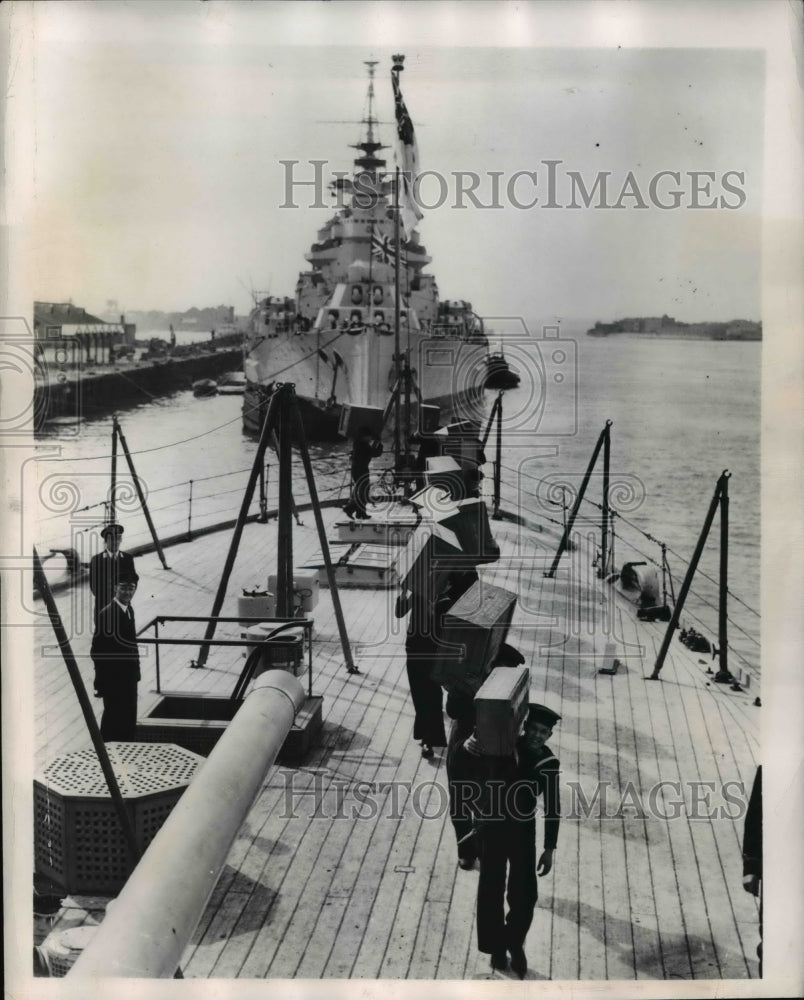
[399,587,449,759]
[342,426,382,520]
[397,569,478,759]
[89,523,137,627]
[467,702,561,978]
[446,640,525,870]
[90,572,141,742]
[408,430,441,494]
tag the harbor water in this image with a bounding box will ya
[33,328,761,675]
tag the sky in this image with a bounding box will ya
[7,1,778,324]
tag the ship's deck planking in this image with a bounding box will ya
[34,498,760,981]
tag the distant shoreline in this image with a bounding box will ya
[587,315,762,341]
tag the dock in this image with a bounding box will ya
[33,485,761,982]
[34,339,242,426]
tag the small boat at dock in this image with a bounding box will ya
[191,378,218,397]
[216,371,246,395]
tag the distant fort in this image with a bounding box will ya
[587,314,761,341]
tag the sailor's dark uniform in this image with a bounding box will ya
[476,740,560,956]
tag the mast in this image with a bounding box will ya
[393,166,402,471]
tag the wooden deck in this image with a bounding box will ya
[34,495,761,982]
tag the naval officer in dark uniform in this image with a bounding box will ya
[468,702,561,978]
[89,522,136,625]
[90,572,141,741]
[342,426,383,520]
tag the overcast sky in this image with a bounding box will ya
[8,2,787,323]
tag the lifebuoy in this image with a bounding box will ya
[347,323,364,336]
[351,285,363,305]
[372,286,384,306]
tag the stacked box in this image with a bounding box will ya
[474,666,530,756]
[338,403,385,439]
[432,580,517,692]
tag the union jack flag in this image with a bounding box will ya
[371,231,398,264]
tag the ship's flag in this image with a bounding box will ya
[371,231,398,264]
[391,60,424,239]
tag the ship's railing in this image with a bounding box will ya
[493,462,760,683]
[430,321,486,342]
[34,457,352,582]
[135,614,315,696]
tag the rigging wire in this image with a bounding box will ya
[498,461,760,619]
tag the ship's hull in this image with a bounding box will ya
[242,328,488,437]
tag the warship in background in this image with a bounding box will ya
[242,60,489,440]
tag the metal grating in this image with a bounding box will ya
[38,742,202,797]
[34,742,204,893]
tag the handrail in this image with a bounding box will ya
[135,615,313,694]
[68,670,305,979]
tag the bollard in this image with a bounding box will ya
[69,670,304,979]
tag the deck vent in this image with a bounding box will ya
[34,743,203,894]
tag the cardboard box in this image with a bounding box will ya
[474,666,530,756]
[338,403,385,439]
[432,580,517,692]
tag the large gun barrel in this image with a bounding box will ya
[69,670,304,979]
